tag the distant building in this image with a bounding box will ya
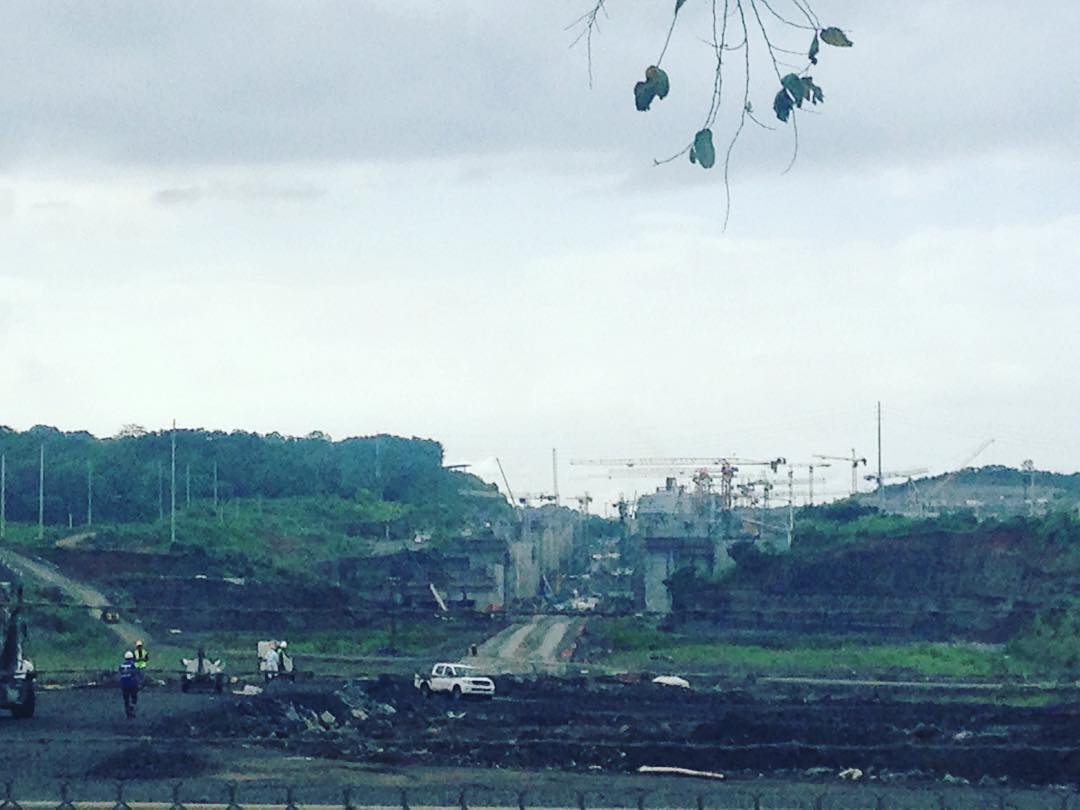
[635,477,777,613]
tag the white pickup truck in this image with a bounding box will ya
[414,663,495,700]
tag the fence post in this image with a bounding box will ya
[0,782,21,810]
[169,783,186,810]
[875,795,886,810]
[577,792,586,810]
[55,783,76,810]
[813,793,826,810]
[516,790,527,810]
[342,787,355,810]
[634,790,647,810]
[112,782,131,810]
[226,783,243,810]
[751,793,762,810]
[458,789,468,810]
[399,788,410,810]
[285,786,299,810]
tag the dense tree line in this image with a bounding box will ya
[0,425,489,527]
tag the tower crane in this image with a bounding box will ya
[813,450,867,495]
[784,461,831,506]
[571,456,786,511]
[924,438,995,508]
[574,493,594,515]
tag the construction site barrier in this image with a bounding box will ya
[0,780,1076,810]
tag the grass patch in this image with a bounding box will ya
[585,617,1035,679]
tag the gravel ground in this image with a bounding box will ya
[0,676,1076,809]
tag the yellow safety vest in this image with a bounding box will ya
[134,647,149,669]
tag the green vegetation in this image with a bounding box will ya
[175,617,481,678]
[0,425,509,535]
[660,506,1080,677]
[586,617,1037,679]
[1007,600,1080,674]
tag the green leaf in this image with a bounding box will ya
[781,73,806,108]
[646,65,670,99]
[809,34,819,65]
[634,80,657,111]
[773,89,794,122]
[803,77,824,105]
[689,148,696,164]
[820,27,853,47]
[675,0,688,13]
[692,128,715,169]
[634,66,670,111]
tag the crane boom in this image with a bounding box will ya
[813,449,867,495]
[571,456,786,469]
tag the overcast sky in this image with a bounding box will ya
[1,1,1078,511]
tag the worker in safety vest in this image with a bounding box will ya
[133,639,149,683]
[119,650,139,718]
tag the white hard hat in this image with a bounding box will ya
[124,650,134,659]
[279,641,287,649]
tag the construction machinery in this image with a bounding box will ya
[813,450,868,495]
[864,468,930,488]
[257,640,296,682]
[922,439,995,514]
[0,583,35,718]
[572,456,786,511]
[180,647,225,694]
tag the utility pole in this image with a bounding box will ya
[552,448,560,507]
[170,421,177,544]
[787,467,795,550]
[185,463,191,509]
[158,461,164,521]
[212,461,219,508]
[387,576,401,655]
[87,461,93,526]
[1,453,6,540]
[876,401,884,501]
[1022,459,1035,516]
[374,436,382,495]
[38,444,44,540]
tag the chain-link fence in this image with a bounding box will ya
[0,780,1076,810]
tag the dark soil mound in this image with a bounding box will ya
[87,742,208,780]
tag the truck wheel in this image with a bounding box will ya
[420,683,431,699]
[452,685,462,702]
[11,686,35,719]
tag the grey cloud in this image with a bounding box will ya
[0,1,1076,181]
[151,181,325,206]
[153,186,203,205]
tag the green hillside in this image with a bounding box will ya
[0,425,510,549]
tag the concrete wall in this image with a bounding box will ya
[644,550,675,613]
[642,538,716,613]
[508,537,539,604]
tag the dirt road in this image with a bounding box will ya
[472,615,582,673]
[0,546,147,646]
